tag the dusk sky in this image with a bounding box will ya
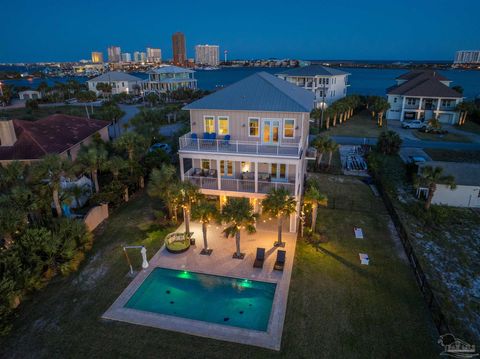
[2,0,479,63]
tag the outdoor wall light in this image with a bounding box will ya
[242,124,246,127]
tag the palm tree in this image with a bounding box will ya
[106,156,127,180]
[414,166,456,210]
[262,188,296,247]
[32,154,73,217]
[455,102,473,126]
[191,200,218,255]
[114,132,148,175]
[377,131,402,155]
[326,139,339,168]
[96,83,112,99]
[220,197,257,259]
[330,103,339,127]
[324,107,333,130]
[310,108,322,129]
[313,136,330,169]
[76,144,108,193]
[175,181,202,235]
[372,97,390,127]
[148,164,179,220]
[303,185,327,232]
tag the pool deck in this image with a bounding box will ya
[102,220,297,351]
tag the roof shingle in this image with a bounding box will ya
[388,70,462,98]
[183,72,314,113]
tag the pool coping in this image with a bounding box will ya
[102,229,297,351]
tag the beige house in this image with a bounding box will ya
[0,114,109,165]
[178,72,315,232]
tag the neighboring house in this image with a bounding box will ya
[178,72,315,232]
[386,70,463,124]
[87,71,143,96]
[276,65,350,108]
[0,114,109,165]
[417,161,480,208]
[142,65,197,94]
[18,90,42,100]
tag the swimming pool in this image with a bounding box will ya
[125,267,276,331]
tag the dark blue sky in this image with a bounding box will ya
[1,0,479,63]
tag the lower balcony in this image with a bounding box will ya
[184,168,296,196]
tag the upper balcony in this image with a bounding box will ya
[179,132,303,158]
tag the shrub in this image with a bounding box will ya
[376,131,402,155]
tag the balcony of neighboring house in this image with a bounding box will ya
[182,161,297,196]
[179,132,303,158]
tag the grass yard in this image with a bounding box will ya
[0,105,90,121]
[319,110,385,138]
[424,148,480,163]
[0,186,439,358]
[412,130,472,143]
[460,121,480,135]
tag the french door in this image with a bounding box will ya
[220,160,234,177]
[262,119,280,145]
[270,163,287,181]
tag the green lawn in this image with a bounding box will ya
[424,148,480,163]
[319,110,384,138]
[0,187,439,358]
[413,130,472,143]
[0,105,90,121]
[460,121,480,135]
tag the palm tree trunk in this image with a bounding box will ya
[328,151,333,167]
[379,112,384,127]
[333,114,337,127]
[202,222,208,250]
[92,170,100,193]
[311,204,318,232]
[316,153,324,169]
[276,216,283,246]
[235,231,241,257]
[425,184,436,210]
[53,189,62,217]
[326,115,330,129]
[184,206,190,234]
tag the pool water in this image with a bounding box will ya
[125,268,276,331]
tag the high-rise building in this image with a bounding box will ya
[172,32,187,66]
[454,50,480,64]
[121,53,132,62]
[195,45,220,66]
[134,51,147,63]
[107,46,121,63]
[146,48,162,63]
[91,52,104,63]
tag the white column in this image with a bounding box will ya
[436,98,441,118]
[216,159,221,190]
[179,155,185,181]
[254,161,258,193]
[400,97,406,122]
[417,98,423,119]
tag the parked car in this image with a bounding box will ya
[149,143,172,154]
[65,98,78,104]
[401,120,426,129]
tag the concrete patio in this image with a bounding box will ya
[102,219,297,351]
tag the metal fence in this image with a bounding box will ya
[375,179,451,335]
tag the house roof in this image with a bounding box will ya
[0,114,109,161]
[183,71,315,113]
[87,71,142,83]
[388,70,462,98]
[396,70,449,82]
[276,65,350,77]
[147,65,195,74]
[419,161,480,186]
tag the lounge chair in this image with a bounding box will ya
[253,248,265,268]
[274,250,286,271]
[222,134,231,146]
[190,133,198,146]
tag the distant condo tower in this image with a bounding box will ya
[107,46,121,63]
[172,32,187,66]
[454,50,480,64]
[91,51,103,63]
[121,52,132,62]
[146,47,162,63]
[195,45,219,66]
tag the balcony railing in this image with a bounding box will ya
[184,172,295,195]
[179,133,302,158]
